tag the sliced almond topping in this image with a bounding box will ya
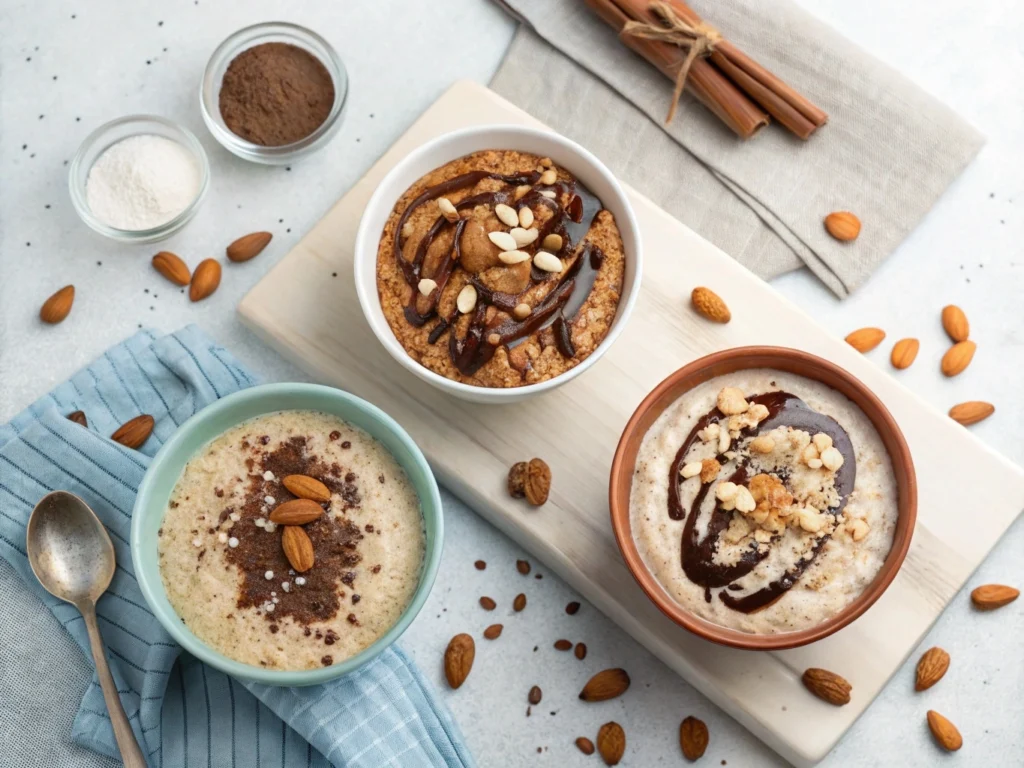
[417,278,437,297]
[456,284,477,314]
[437,197,460,223]
[509,227,538,247]
[533,251,562,273]
[498,250,531,265]
[488,231,518,251]
[494,203,519,228]
[518,206,534,228]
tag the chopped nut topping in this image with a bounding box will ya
[513,303,532,320]
[812,433,833,453]
[488,230,518,251]
[533,251,562,273]
[456,284,477,314]
[498,250,531,265]
[514,184,531,201]
[680,461,703,479]
[698,423,720,443]
[518,206,534,228]
[539,169,557,185]
[733,486,756,513]
[417,278,437,297]
[438,197,460,223]
[820,446,844,472]
[846,518,870,541]
[539,190,556,199]
[717,387,749,416]
[509,227,538,247]
[700,458,721,484]
[494,203,519,228]
[807,458,824,470]
[798,508,824,533]
[749,435,775,454]
[718,428,731,454]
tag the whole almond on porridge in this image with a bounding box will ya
[269,498,324,525]
[690,286,730,323]
[67,410,88,427]
[579,668,630,702]
[941,341,976,377]
[824,211,861,241]
[941,304,969,342]
[40,285,75,324]
[111,414,154,449]
[444,633,475,689]
[281,525,315,572]
[483,624,503,640]
[189,259,221,302]
[801,668,851,705]
[927,710,963,751]
[845,327,885,353]
[948,401,994,426]
[890,338,919,369]
[679,716,709,761]
[282,474,331,503]
[970,583,1019,610]
[226,231,272,262]
[596,722,626,766]
[152,251,191,285]
[915,647,950,691]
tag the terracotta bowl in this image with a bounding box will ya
[608,346,917,650]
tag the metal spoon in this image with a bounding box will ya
[27,491,148,768]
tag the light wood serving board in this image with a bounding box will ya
[239,81,1024,766]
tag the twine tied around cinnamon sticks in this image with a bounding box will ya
[622,1,722,123]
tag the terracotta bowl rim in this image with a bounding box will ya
[608,345,917,651]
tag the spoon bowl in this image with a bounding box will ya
[27,491,115,606]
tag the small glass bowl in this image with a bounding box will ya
[69,115,210,244]
[200,21,348,165]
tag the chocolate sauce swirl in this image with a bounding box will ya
[667,392,856,614]
[391,163,609,378]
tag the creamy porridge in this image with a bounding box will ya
[630,370,898,634]
[158,411,425,670]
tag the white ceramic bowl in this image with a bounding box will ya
[353,125,643,404]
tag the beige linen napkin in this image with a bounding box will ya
[490,0,984,296]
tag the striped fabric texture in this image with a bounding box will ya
[0,326,474,768]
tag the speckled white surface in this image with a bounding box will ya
[0,1,1021,766]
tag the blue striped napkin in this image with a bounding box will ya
[0,326,474,768]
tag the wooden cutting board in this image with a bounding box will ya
[238,81,1024,766]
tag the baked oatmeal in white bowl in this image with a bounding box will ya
[354,124,642,404]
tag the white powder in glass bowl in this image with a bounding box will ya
[85,134,200,231]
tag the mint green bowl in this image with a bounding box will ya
[131,383,443,686]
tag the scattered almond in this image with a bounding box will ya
[281,474,331,503]
[801,668,851,706]
[67,410,88,427]
[516,559,531,575]
[596,722,625,766]
[533,251,562,273]
[679,716,709,761]
[927,710,963,751]
[970,583,1019,610]
[554,639,572,651]
[824,211,861,241]
[579,668,630,702]
[948,401,994,426]
[479,596,496,611]
[281,525,315,572]
[566,601,581,615]
[483,624,503,640]
[915,647,950,691]
[498,249,531,265]
[941,304,969,342]
[152,251,191,285]
[189,259,221,302]
[111,414,154,449]
[418,278,438,297]
[528,685,542,705]
[690,286,730,324]
[269,498,324,525]
[444,633,475,689]
[513,593,526,612]
[941,341,976,377]
[40,285,75,324]
[845,327,885,353]
[494,203,519,228]
[487,231,518,251]
[438,198,460,223]
[575,737,595,756]
[574,642,587,660]
[890,338,920,369]
[518,206,534,228]
[456,284,477,314]
[226,231,272,262]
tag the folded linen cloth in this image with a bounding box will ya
[490,0,984,297]
[0,326,473,768]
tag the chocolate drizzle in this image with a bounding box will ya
[668,392,857,614]
[392,161,609,378]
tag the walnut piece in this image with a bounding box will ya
[716,387,749,416]
[700,458,721,484]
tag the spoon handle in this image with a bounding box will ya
[82,604,149,768]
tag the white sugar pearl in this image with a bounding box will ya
[281,582,290,592]
[295,577,306,586]
[265,603,275,613]
[192,538,202,548]
[264,570,274,580]
[264,522,277,533]
[263,471,275,481]
[229,512,241,522]
[255,518,266,528]
[272,597,279,604]
[227,537,239,548]
[264,496,275,505]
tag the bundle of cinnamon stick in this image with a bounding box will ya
[584,0,827,139]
